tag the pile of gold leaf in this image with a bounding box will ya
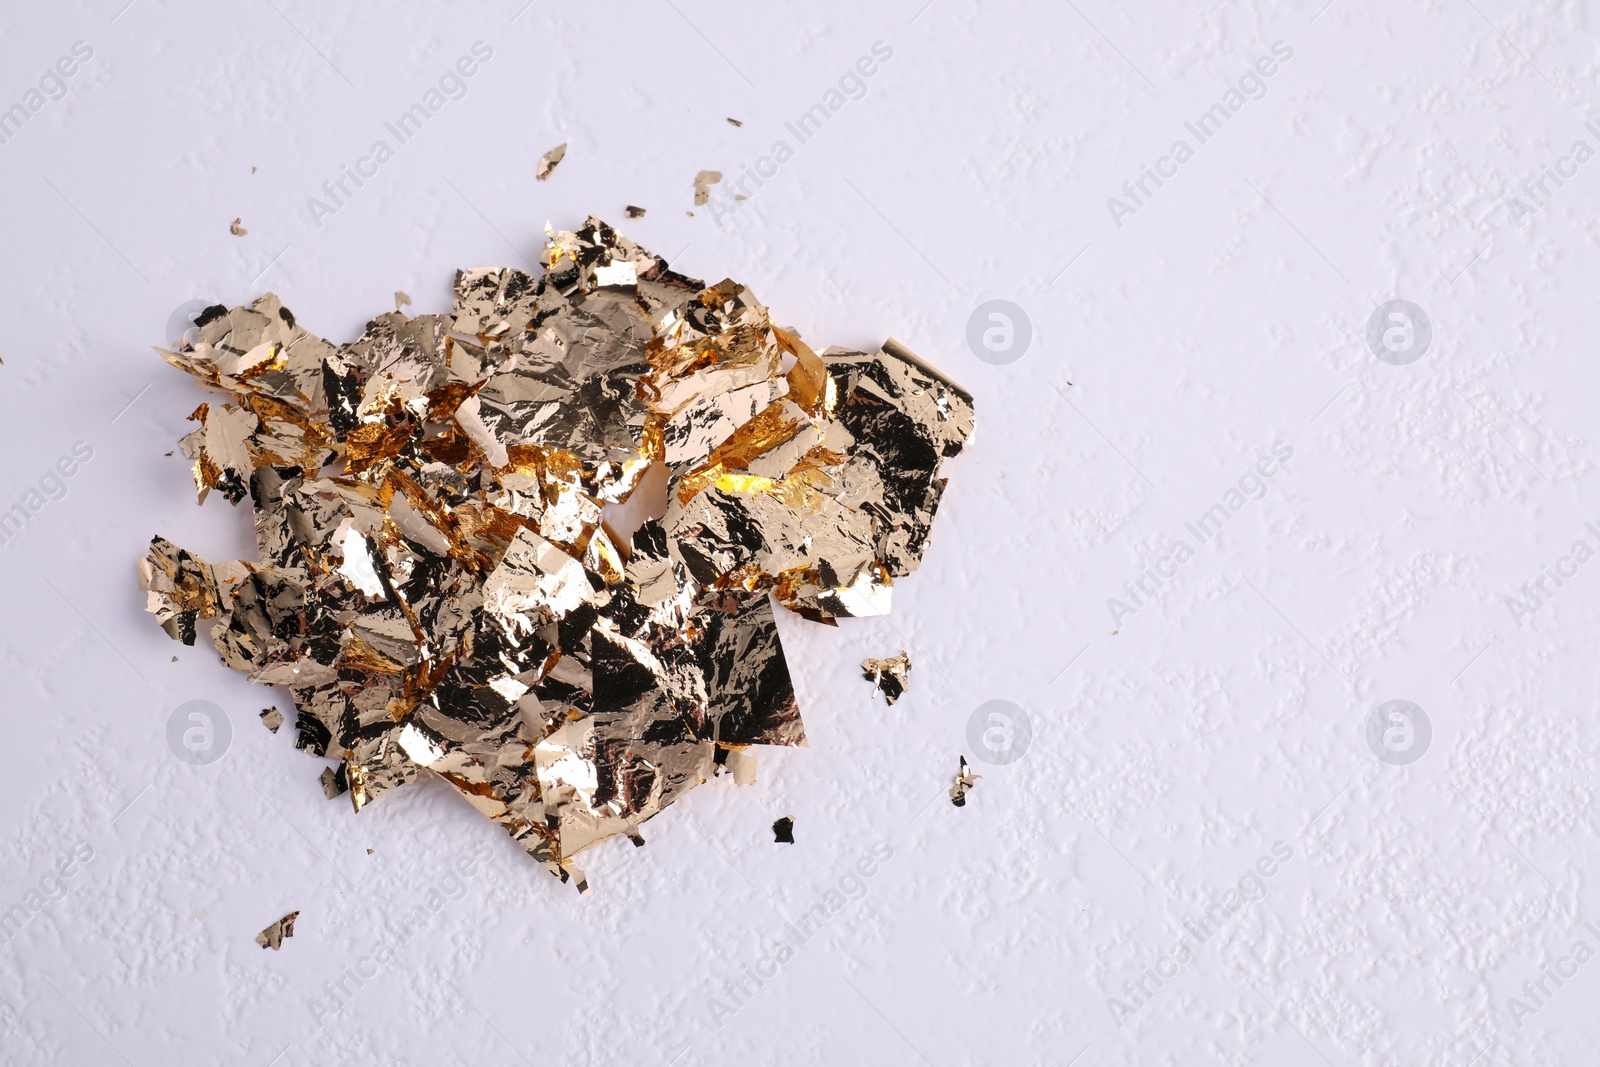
[140,218,974,891]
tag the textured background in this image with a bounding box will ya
[2,0,1597,1064]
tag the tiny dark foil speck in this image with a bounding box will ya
[139,218,974,892]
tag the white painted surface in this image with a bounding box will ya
[1,1,1596,1064]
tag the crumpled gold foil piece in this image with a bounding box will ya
[950,756,978,807]
[861,651,911,704]
[536,143,566,181]
[256,910,298,950]
[139,218,974,892]
[693,170,722,205]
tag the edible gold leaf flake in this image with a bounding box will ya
[693,170,722,205]
[536,143,567,181]
[950,756,978,807]
[861,651,911,704]
[256,911,298,950]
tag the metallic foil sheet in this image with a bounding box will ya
[256,910,298,950]
[693,170,722,205]
[140,218,974,891]
[536,143,566,181]
[950,756,978,807]
[861,651,911,704]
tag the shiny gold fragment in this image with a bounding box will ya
[139,217,973,891]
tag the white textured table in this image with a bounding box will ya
[1,2,1595,1064]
